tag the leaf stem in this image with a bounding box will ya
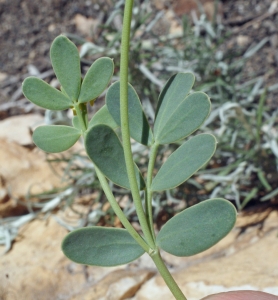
[95,166,150,253]
[74,102,88,132]
[146,142,159,240]
[120,0,155,249]
[151,251,187,300]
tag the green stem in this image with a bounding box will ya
[120,0,155,250]
[74,102,88,132]
[119,2,186,299]
[95,166,150,253]
[151,251,187,300]
[145,142,159,240]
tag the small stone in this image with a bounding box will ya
[74,14,97,37]
[48,24,56,32]
[0,114,44,145]
[0,138,66,198]
[0,72,8,82]
[236,35,250,47]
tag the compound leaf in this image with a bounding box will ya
[33,125,81,153]
[85,125,145,190]
[22,77,72,110]
[151,134,216,192]
[62,227,145,266]
[154,73,209,144]
[154,92,211,144]
[106,81,153,146]
[156,199,237,256]
[78,57,114,103]
[155,72,194,121]
[50,35,81,101]
[88,105,118,130]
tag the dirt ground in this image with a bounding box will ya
[1,0,278,110]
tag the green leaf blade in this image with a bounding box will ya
[62,227,145,266]
[78,57,114,103]
[72,116,83,130]
[106,81,153,146]
[154,72,195,143]
[50,35,81,101]
[85,125,145,190]
[151,134,216,192]
[33,125,81,153]
[22,77,72,110]
[155,92,211,144]
[88,105,119,130]
[157,199,237,256]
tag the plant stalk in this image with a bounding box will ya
[120,2,187,299]
[145,142,159,240]
[120,0,155,250]
[95,166,150,253]
[74,103,88,132]
[151,251,187,300]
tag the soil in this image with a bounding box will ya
[0,0,112,76]
[0,0,113,117]
[224,0,278,105]
[1,0,278,110]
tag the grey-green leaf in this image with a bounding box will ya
[85,125,145,190]
[50,35,81,101]
[106,81,153,146]
[156,198,237,256]
[62,227,145,266]
[33,125,81,153]
[154,72,207,144]
[88,105,119,130]
[151,134,216,192]
[72,116,83,130]
[155,72,195,119]
[22,77,72,110]
[154,91,211,144]
[78,57,114,103]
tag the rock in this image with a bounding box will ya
[236,35,250,47]
[0,114,85,216]
[0,218,84,299]
[71,269,155,300]
[0,72,8,82]
[0,218,155,300]
[0,138,67,217]
[1,203,278,299]
[149,8,183,37]
[163,10,183,36]
[133,211,278,299]
[0,114,44,145]
[74,14,98,37]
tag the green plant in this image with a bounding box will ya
[22,1,237,299]
[77,0,278,210]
